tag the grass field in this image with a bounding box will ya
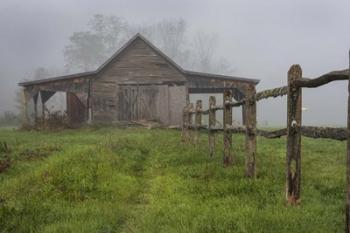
[0,127,347,233]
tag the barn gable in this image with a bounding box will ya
[91,34,188,122]
[95,34,187,83]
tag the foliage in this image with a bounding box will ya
[0,141,11,173]
[0,127,346,232]
[0,111,20,127]
[64,31,113,72]
[63,14,232,74]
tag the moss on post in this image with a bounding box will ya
[286,64,302,204]
[194,100,202,144]
[208,96,216,157]
[223,90,234,166]
[245,84,257,178]
[346,51,350,232]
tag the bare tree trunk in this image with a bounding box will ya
[286,65,302,204]
[223,90,233,166]
[209,96,216,157]
[245,84,257,178]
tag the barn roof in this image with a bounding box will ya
[19,33,260,86]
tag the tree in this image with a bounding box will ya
[64,14,129,72]
[32,67,51,79]
[135,19,190,65]
[88,14,128,53]
[63,14,233,75]
[190,31,233,74]
[64,31,107,72]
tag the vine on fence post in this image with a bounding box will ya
[223,90,234,166]
[346,50,350,232]
[286,64,302,205]
[245,84,257,178]
[195,100,202,145]
[209,96,216,157]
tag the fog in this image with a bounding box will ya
[1,0,349,126]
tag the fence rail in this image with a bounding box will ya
[183,125,347,141]
[181,62,350,231]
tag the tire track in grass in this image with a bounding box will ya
[117,133,166,233]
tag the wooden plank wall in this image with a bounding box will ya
[169,86,187,125]
[91,37,187,124]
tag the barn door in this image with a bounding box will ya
[118,86,139,121]
[66,92,87,124]
[118,85,168,122]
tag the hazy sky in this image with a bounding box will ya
[1,0,349,126]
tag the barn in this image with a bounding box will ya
[18,33,259,127]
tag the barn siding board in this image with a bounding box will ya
[169,86,187,125]
[92,80,118,122]
[97,38,186,83]
[157,85,170,125]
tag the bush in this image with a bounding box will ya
[0,112,20,127]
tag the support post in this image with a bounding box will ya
[346,50,350,232]
[194,100,202,144]
[208,96,216,157]
[286,65,302,204]
[87,79,92,123]
[223,90,234,166]
[40,91,46,128]
[245,84,257,178]
[33,93,38,125]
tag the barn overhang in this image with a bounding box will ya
[18,72,94,126]
[184,70,259,101]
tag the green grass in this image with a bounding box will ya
[0,127,346,233]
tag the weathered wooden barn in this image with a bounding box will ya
[19,33,259,126]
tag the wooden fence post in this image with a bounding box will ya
[286,64,302,204]
[245,84,257,178]
[195,100,202,144]
[209,96,216,157]
[188,103,194,144]
[223,90,234,166]
[181,104,188,142]
[346,50,350,232]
